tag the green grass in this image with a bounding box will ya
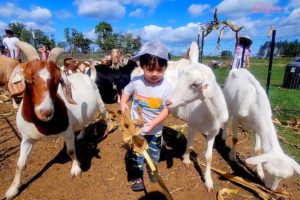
[277,127,300,162]
[209,57,300,162]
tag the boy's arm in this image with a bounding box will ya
[143,108,169,133]
[152,107,169,126]
[120,92,130,113]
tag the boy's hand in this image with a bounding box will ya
[120,102,129,113]
[141,121,155,134]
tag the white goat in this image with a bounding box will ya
[223,68,300,190]
[166,42,229,190]
[5,41,108,200]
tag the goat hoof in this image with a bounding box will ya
[229,152,237,161]
[256,166,264,180]
[71,168,81,177]
[71,163,82,177]
[182,158,192,166]
[6,186,19,200]
[205,181,214,191]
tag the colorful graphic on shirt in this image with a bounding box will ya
[133,93,163,113]
[148,97,162,109]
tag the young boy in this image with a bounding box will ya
[120,40,173,191]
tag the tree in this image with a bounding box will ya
[221,50,233,59]
[258,40,300,58]
[57,41,67,50]
[33,29,55,49]
[118,33,141,55]
[71,32,92,53]
[64,28,72,51]
[7,22,26,38]
[257,42,270,58]
[95,22,115,51]
[20,29,32,44]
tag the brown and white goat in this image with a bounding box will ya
[110,49,132,70]
[0,56,21,108]
[5,41,108,200]
[62,57,92,75]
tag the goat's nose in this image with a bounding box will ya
[40,109,53,118]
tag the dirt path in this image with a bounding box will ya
[1,102,299,200]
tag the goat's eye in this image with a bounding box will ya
[192,82,201,88]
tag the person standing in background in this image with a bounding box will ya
[38,44,50,61]
[2,27,21,60]
[231,31,252,70]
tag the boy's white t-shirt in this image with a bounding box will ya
[124,75,173,135]
[3,37,20,59]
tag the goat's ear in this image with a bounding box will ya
[8,65,26,97]
[246,154,269,165]
[189,41,199,64]
[60,72,77,105]
[199,80,213,98]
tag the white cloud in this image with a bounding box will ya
[0,3,29,19]
[130,23,199,42]
[75,0,125,20]
[74,0,161,20]
[288,0,300,8]
[24,21,55,33]
[216,0,279,18]
[0,3,52,23]
[0,21,7,35]
[129,8,143,17]
[123,0,160,8]
[188,4,210,17]
[31,7,52,23]
[84,29,97,40]
[56,10,72,20]
[0,3,55,34]
[276,8,300,36]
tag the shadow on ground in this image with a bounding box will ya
[17,121,108,197]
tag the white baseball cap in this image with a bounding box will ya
[131,40,169,61]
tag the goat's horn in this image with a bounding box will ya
[48,47,64,63]
[15,41,40,61]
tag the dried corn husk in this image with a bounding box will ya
[217,188,239,200]
[197,160,291,200]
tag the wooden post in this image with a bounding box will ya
[200,30,205,63]
[266,29,276,96]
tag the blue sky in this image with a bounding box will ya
[1,0,300,55]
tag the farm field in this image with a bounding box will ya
[0,58,300,200]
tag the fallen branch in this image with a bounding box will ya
[197,159,291,200]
